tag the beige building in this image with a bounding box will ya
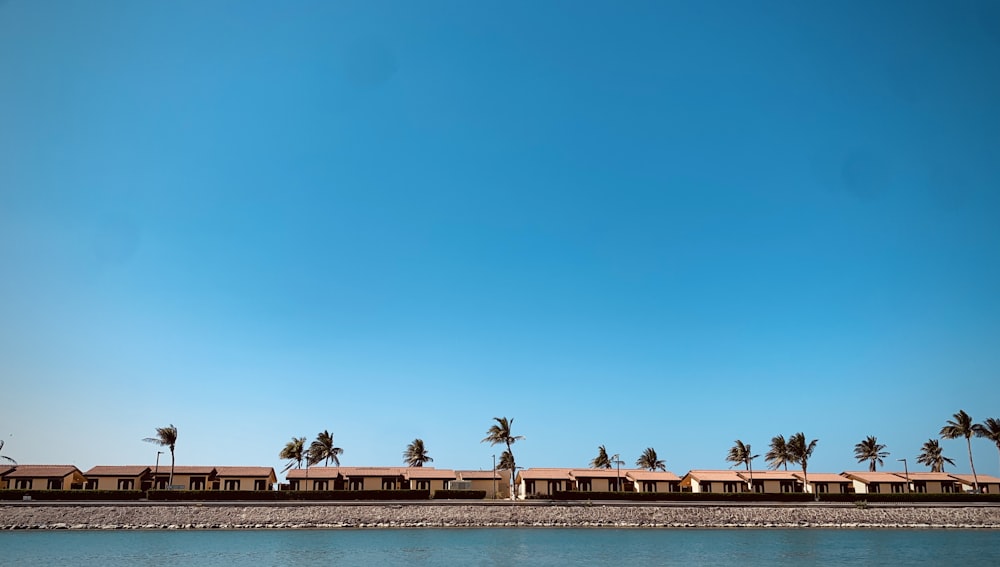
[285,467,342,491]
[902,472,960,494]
[737,470,801,493]
[626,470,682,493]
[456,469,510,499]
[84,466,152,490]
[4,465,86,490]
[405,468,456,495]
[572,468,627,493]
[150,466,218,490]
[680,470,748,493]
[215,467,277,491]
[951,474,1000,494]
[842,471,908,494]
[516,468,574,498]
[793,472,852,494]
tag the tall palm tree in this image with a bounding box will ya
[143,424,178,487]
[482,417,524,499]
[0,439,15,466]
[854,436,889,472]
[307,430,344,467]
[916,439,955,472]
[403,438,433,467]
[978,417,1000,473]
[765,434,792,471]
[497,450,515,472]
[279,436,306,473]
[788,432,818,494]
[940,410,983,493]
[726,440,758,471]
[635,447,666,471]
[591,445,612,469]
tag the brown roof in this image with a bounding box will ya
[738,470,798,481]
[841,471,907,483]
[149,466,217,475]
[286,467,342,480]
[338,467,406,477]
[456,470,509,480]
[951,474,1000,484]
[406,468,456,479]
[517,468,573,480]
[5,465,81,478]
[570,469,629,479]
[905,472,958,482]
[793,472,850,483]
[0,465,14,477]
[215,467,276,478]
[85,466,151,477]
[683,470,744,482]
[626,470,682,482]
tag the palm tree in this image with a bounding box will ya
[978,417,1000,473]
[854,436,889,472]
[0,439,15,466]
[726,440,758,471]
[481,417,524,499]
[635,447,666,471]
[143,424,178,487]
[591,445,612,469]
[765,434,792,471]
[403,438,433,467]
[940,410,983,493]
[788,432,817,494]
[279,436,306,473]
[916,439,955,472]
[497,450,515,472]
[307,430,344,467]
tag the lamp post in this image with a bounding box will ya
[492,454,497,500]
[155,451,163,489]
[611,454,624,493]
[898,458,910,493]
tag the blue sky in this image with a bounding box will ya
[2,1,1000,480]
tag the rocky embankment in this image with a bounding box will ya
[2,502,999,530]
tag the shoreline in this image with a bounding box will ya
[3,502,1000,530]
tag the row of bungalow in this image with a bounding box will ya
[3,464,998,498]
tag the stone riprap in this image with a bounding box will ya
[2,502,999,530]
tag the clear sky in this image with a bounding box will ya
[2,1,999,481]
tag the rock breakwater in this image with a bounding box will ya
[3,502,998,530]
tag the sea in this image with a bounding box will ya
[1,528,998,566]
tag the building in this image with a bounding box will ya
[149,466,218,490]
[455,470,510,499]
[793,472,852,494]
[405,468,456,495]
[680,470,748,493]
[516,468,574,498]
[214,467,277,491]
[626,470,682,493]
[83,466,152,490]
[737,470,801,494]
[842,471,908,494]
[285,467,342,491]
[951,474,1000,494]
[4,465,86,490]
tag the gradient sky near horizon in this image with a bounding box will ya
[2,1,1000,481]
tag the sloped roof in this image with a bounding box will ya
[738,470,798,481]
[626,470,682,482]
[286,467,341,480]
[951,474,1000,484]
[85,466,151,477]
[517,468,573,480]
[0,465,15,477]
[841,471,907,483]
[406,468,456,479]
[5,465,82,478]
[215,467,276,478]
[338,467,406,477]
[570,468,626,479]
[793,472,850,483]
[683,470,744,482]
[148,466,217,475]
[905,472,958,482]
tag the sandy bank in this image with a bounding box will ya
[3,502,1000,530]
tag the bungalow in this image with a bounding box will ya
[516,468,573,498]
[793,472,852,494]
[842,471,908,494]
[83,466,151,491]
[4,465,86,490]
[680,470,748,493]
[626,470,682,493]
[904,472,961,494]
[150,466,218,491]
[285,467,343,491]
[735,470,801,494]
[951,474,1000,494]
[339,467,407,491]
[1,466,14,489]
[571,468,628,493]
[455,470,510,499]
[405,468,456,495]
[214,467,277,491]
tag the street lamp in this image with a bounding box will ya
[611,454,624,493]
[155,451,164,489]
[898,458,910,493]
[492,454,497,500]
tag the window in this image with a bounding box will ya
[608,479,619,492]
[578,480,591,492]
[190,477,206,490]
[382,478,397,490]
[869,484,880,494]
[117,479,134,490]
[780,481,795,493]
[701,482,712,493]
[914,482,927,494]
[815,483,828,493]
[86,479,98,490]
[312,480,327,491]
[723,482,739,493]
[547,481,562,494]
[643,481,656,493]
[525,481,536,494]
[254,480,268,491]
[14,479,32,489]
[415,480,430,490]
[224,479,241,491]
[349,479,364,491]
[47,479,62,490]
[288,480,300,491]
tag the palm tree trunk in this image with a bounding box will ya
[169,449,175,488]
[966,436,979,493]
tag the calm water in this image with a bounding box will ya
[1,528,998,566]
